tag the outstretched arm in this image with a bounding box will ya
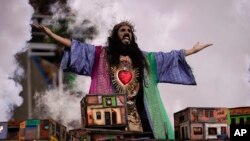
[184,42,213,56]
[32,24,71,48]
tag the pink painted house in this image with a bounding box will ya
[174,107,229,140]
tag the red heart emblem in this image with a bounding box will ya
[118,70,132,85]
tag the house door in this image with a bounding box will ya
[105,112,111,125]
[181,126,185,139]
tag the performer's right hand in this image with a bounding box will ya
[32,24,53,36]
[31,24,71,48]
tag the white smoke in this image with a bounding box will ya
[36,0,250,129]
[0,0,34,121]
[34,76,88,130]
[32,0,98,130]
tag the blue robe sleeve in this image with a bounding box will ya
[60,39,96,76]
[153,49,196,85]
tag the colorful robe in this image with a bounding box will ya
[61,39,196,139]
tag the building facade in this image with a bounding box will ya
[229,106,250,125]
[174,107,229,140]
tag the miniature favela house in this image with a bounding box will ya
[174,107,229,140]
[69,94,154,141]
[0,119,67,141]
[81,94,127,129]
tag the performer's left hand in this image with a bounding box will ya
[185,42,213,56]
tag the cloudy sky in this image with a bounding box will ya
[1,0,250,128]
[63,0,250,125]
[0,0,33,121]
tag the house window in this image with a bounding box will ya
[24,127,37,139]
[193,127,202,135]
[44,120,49,130]
[205,110,214,117]
[208,127,217,135]
[179,116,184,122]
[240,117,244,125]
[181,126,188,139]
[221,127,226,134]
[209,111,214,117]
[205,111,208,117]
[106,97,112,106]
[231,118,236,125]
[96,112,101,120]
[246,117,250,125]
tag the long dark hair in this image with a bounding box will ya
[106,22,148,83]
[107,22,152,132]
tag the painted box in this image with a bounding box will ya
[7,120,22,140]
[0,122,8,140]
[68,128,154,141]
[19,119,67,141]
[81,94,127,129]
[174,107,229,140]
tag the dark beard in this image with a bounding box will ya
[119,42,132,56]
[108,39,149,102]
[107,38,148,82]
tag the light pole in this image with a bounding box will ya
[27,42,57,118]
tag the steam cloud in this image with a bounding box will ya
[34,91,81,129]
[34,75,88,129]
[0,0,33,121]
